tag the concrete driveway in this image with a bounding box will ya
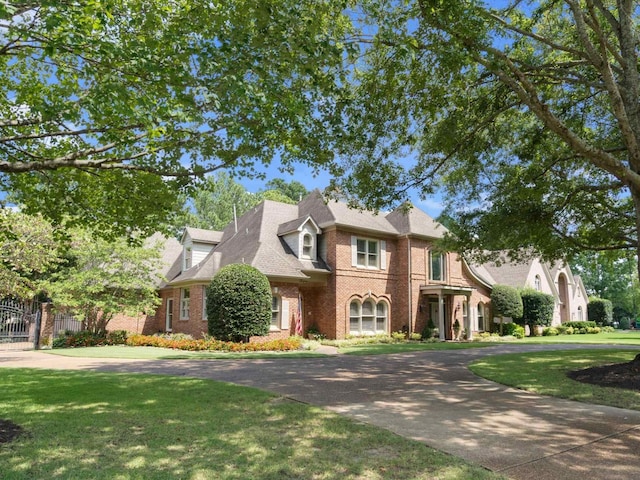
[2,344,640,479]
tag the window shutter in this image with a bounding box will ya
[281,300,290,330]
[380,240,386,270]
[351,236,358,266]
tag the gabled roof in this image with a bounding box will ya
[298,190,444,238]
[169,200,330,286]
[386,204,446,239]
[277,215,321,236]
[144,232,182,288]
[181,227,223,244]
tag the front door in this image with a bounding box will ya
[166,298,173,332]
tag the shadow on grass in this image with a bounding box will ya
[0,369,498,480]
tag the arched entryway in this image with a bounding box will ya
[557,273,570,322]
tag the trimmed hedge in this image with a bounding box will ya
[520,289,555,329]
[207,264,272,342]
[52,330,129,348]
[563,320,596,329]
[126,334,302,352]
[491,284,523,319]
[588,297,613,325]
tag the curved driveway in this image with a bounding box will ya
[2,344,640,480]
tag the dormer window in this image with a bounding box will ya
[302,233,313,259]
[184,246,192,270]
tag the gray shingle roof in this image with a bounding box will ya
[386,204,446,239]
[168,191,448,286]
[479,259,534,288]
[144,232,182,288]
[183,227,223,244]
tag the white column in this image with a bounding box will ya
[465,294,473,340]
[438,294,445,340]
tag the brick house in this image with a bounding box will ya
[146,191,493,340]
[469,257,588,326]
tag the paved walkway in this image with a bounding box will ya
[2,344,640,479]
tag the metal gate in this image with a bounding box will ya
[0,298,41,350]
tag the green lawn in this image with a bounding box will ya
[0,369,503,480]
[514,330,640,345]
[45,345,326,360]
[469,349,640,411]
[339,341,494,355]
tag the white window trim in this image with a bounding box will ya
[202,286,207,321]
[351,236,386,270]
[180,288,190,320]
[301,233,314,260]
[349,298,388,335]
[271,295,281,330]
[183,246,192,271]
[429,251,446,282]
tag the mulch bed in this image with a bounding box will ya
[567,354,640,391]
[0,419,24,444]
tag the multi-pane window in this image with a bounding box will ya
[180,288,190,320]
[356,239,379,268]
[202,286,207,321]
[477,303,485,331]
[349,299,388,335]
[271,296,281,329]
[302,234,313,259]
[429,252,446,281]
[577,306,583,321]
[184,247,192,270]
[534,275,542,291]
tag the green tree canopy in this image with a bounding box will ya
[588,297,614,325]
[520,289,555,330]
[331,0,640,275]
[1,1,351,238]
[0,210,60,298]
[264,179,309,203]
[491,284,523,333]
[44,230,162,334]
[206,264,272,342]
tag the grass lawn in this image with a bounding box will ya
[469,349,640,411]
[338,342,495,355]
[514,330,640,345]
[45,345,327,360]
[0,369,503,480]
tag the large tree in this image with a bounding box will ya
[0,209,59,298]
[44,229,162,334]
[334,1,640,275]
[0,1,351,237]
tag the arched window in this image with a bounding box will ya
[477,303,485,331]
[349,299,388,335]
[577,306,583,321]
[302,233,313,259]
[534,275,541,291]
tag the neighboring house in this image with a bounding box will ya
[469,257,589,326]
[142,191,492,340]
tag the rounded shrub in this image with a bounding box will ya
[206,264,272,342]
[520,289,554,330]
[542,327,559,336]
[588,297,613,325]
[501,322,525,339]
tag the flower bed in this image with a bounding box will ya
[125,334,302,352]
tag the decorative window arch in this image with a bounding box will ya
[302,233,313,259]
[534,275,542,291]
[577,305,583,321]
[349,298,388,335]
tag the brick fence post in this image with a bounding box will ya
[39,303,54,348]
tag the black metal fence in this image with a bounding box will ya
[52,312,83,338]
[0,298,41,350]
